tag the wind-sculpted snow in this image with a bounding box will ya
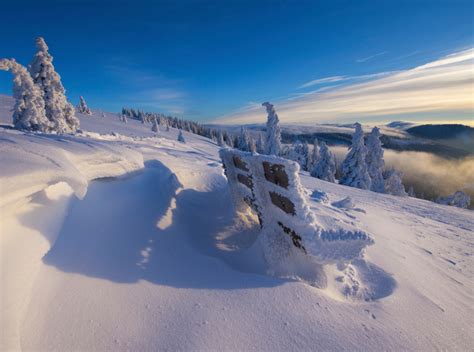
[0,129,144,207]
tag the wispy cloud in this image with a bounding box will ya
[356,51,387,63]
[299,71,398,89]
[216,48,474,125]
[104,58,187,115]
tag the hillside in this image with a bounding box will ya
[1,97,473,351]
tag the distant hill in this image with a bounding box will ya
[407,124,474,140]
[386,121,416,130]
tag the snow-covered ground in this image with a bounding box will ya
[1,95,473,351]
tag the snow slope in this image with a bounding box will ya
[1,96,473,351]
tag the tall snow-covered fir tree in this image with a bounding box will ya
[217,130,225,146]
[311,141,336,182]
[310,138,319,171]
[256,134,265,154]
[339,123,371,190]
[303,141,311,171]
[366,127,385,193]
[248,135,257,153]
[0,58,51,132]
[263,102,281,156]
[29,37,79,133]
[77,96,92,115]
[384,169,407,196]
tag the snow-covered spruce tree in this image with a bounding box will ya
[217,130,225,146]
[263,102,281,156]
[384,169,407,196]
[0,58,51,132]
[248,135,257,153]
[287,140,307,170]
[309,138,319,171]
[311,141,336,182]
[177,129,185,143]
[151,118,159,133]
[77,96,92,115]
[366,127,385,193]
[256,133,265,154]
[138,110,146,124]
[303,141,311,171]
[339,123,371,190]
[29,37,79,133]
[238,127,251,151]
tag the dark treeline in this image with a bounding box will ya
[120,107,236,146]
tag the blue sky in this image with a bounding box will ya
[0,0,472,124]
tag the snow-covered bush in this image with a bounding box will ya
[384,169,407,196]
[177,130,185,143]
[436,191,470,209]
[263,102,282,156]
[0,58,51,132]
[77,96,92,115]
[366,127,385,193]
[29,37,79,133]
[311,141,336,183]
[340,123,371,190]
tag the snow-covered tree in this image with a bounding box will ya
[29,37,79,133]
[287,140,307,170]
[177,129,185,143]
[309,138,319,171]
[303,141,311,171]
[436,191,470,209]
[384,169,407,196]
[248,135,257,153]
[311,141,336,183]
[0,58,51,132]
[151,118,159,133]
[238,127,251,151]
[256,133,265,154]
[408,186,416,197]
[263,102,281,156]
[77,96,92,115]
[217,130,225,146]
[138,110,146,124]
[366,127,385,193]
[339,123,371,190]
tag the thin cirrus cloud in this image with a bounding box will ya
[104,59,187,114]
[216,48,474,125]
[356,51,388,63]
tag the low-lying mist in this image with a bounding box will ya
[331,146,474,207]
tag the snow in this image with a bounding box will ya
[1,94,473,350]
